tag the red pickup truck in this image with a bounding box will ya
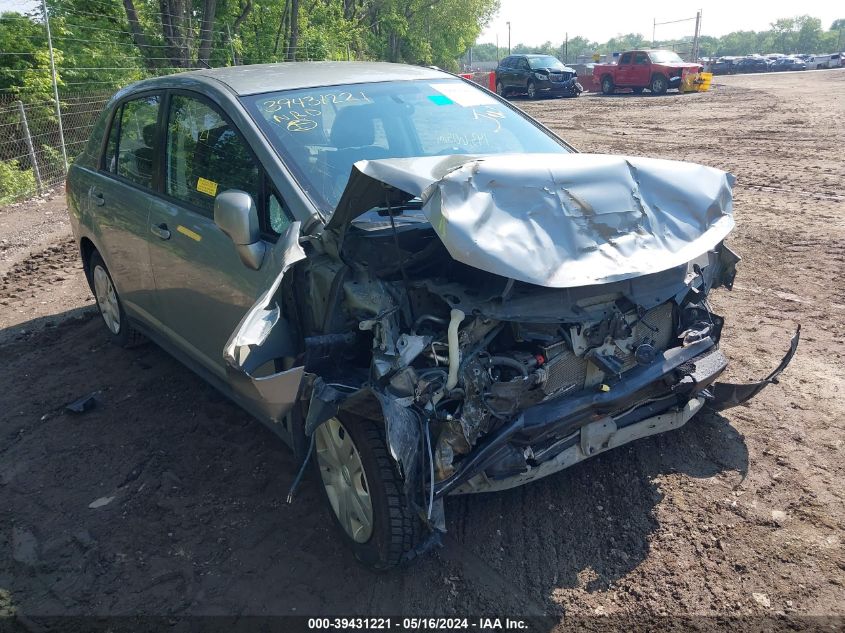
[594,50,704,95]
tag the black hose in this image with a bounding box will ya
[413,314,448,333]
[489,355,528,377]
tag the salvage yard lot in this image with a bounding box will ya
[1,70,843,625]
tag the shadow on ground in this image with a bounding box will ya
[0,312,747,626]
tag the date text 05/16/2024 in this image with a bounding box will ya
[307,617,529,630]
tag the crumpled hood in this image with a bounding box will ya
[326,153,736,288]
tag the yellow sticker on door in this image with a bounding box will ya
[196,177,218,197]
[176,225,202,242]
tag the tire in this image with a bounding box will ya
[632,87,645,94]
[601,76,614,95]
[526,80,538,99]
[495,81,506,97]
[313,415,419,570]
[88,251,145,348]
[650,74,668,95]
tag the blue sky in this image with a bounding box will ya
[479,0,842,46]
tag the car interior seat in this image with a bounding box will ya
[327,105,390,198]
[133,123,156,185]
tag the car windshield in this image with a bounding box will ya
[241,79,570,214]
[649,51,684,64]
[528,56,565,70]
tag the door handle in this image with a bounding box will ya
[92,190,105,206]
[150,223,171,240]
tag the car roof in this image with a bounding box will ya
[121,61,452,97]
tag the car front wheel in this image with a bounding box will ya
[650,74,668,95]
[88,251,144,347]
[314,415,419,570]
[526,80,538,99]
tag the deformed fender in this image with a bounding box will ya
[224,222,306,369]
[708,325,800,411]
[223,223,307,424]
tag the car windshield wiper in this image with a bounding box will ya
[374,198,423,216]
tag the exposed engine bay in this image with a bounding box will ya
[225,153,799,536]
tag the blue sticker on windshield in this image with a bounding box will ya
[428,94,454,105]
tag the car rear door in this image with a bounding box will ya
[89,92,161,324]
[145,91,291,376]
[497,57,511,88]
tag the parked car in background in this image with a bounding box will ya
[772,56,807,71]
[806,54,834,69]
[831,53,843,68]
[733,57,770,73]
[65,61,798,569]
[709,58,736,75]
[593,49,704,95]
[495,54,582,99]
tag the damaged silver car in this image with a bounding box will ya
[67,62,799,569]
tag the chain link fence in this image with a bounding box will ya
[0,0,332,207]
[0,91,113,204]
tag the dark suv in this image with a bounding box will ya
[734,57,770,73]
[495,54,582,99]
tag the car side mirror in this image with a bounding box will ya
[214,189,265,270]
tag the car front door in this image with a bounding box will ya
[631,52,650,86]
[90,93,161,323]
[145,92,291,379]
[616,52,634,85]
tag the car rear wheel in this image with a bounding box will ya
[601,76,614,95]
[88,251,144,348]
[650,74,668,95]
[526,80,538,99]
[314,415,419,570]
[495,81,506,97]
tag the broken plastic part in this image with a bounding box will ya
[707,325,800,411]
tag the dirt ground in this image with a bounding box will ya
[1,70,843,629]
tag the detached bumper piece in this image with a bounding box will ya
[707,325,801,411]
[546,77,583,97]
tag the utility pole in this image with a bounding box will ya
[564,32,568,63]
[652,18,656,47]
[506,21,511,55]
[691,10,702,61]
[41,0,67,172]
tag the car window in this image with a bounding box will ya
[620,53,632,64]
[106,95,160,188]
[103,107,121,172]
[165,94,260,216]
[268,191,293,235]
[500,57,512,68]
[528,55,566,70]
[519,58,530,70]
[634,52,648,65]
